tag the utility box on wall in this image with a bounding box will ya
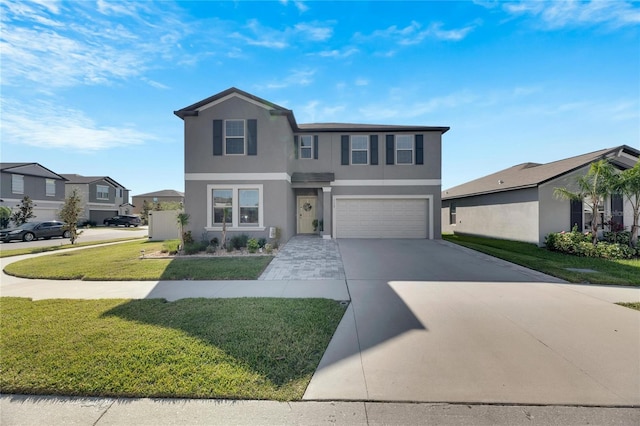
[149,210,183,241]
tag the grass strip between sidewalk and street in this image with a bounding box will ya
[0,237,145,258]
[443,234,640,286]
[0,297,347,401]
[3,240,272,280]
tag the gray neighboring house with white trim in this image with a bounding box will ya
[0,163,67,222]
[174,87,449,244]
[60,174,132,224]
[442,146,639,246]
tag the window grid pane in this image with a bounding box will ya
[46,179,55,196]
[397,150,413,164]
[225,120,244,137]
[12,175,24,194]
[97,185,109,199]
[352,151,368,164]
[226,138,244,154]
[239,189,259,225]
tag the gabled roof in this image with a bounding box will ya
[442,145,640,200]
[174,87,449,134]
[133,189,184,198]
[60,174,126,189]
[0,162,66,180]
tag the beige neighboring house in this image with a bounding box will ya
[131,190,184,214]
[60,174,132,224]
[441,145,639,246]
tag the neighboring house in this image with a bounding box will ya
[60,174,132,224]
[0,163,67,222]
[441,146,639,246]
[174,87,449,243]
[131,190,184,214]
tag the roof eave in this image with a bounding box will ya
[442,183,539,200]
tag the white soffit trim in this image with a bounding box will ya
[619,151,639,162]
[195,93,274,113]
[186,173,291,183]
[331,179,441,186]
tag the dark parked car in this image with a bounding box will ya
[103,215,141,227]
[0,221,71,242]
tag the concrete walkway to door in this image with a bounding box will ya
[304,239,640,407]
[259,235,346,280]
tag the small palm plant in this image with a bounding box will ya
[176,212,190,253]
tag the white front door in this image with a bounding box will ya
[297,196,317,234]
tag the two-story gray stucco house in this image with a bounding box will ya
[131,190,184,214]
[60,174,132,224]
[441,145,639,246]
[0,163,67,221]
[174,87,449,243]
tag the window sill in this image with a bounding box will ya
[205,226,266,232]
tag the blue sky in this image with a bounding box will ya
[1,0,638,197]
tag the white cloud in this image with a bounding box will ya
[1,99,154,151]
[0,0,192,88]
[356,20,475,48]
[260,69,316,90]
[317,48,359,58]
[299,100,345,123]
[295,22,332,41]
[294,1,309,13]
[500,0,640,29]
[355,78,369,86]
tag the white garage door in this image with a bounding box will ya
[335,198,428,238]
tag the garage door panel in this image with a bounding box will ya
[336,198,428,239]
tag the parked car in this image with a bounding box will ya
[0,221,71,242]
[103,215,141,227]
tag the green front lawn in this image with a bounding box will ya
[3,240,272,280]
[0,237,145,258]
[443,234,640,286]
[0,297,346,400]
[616,302,640,311]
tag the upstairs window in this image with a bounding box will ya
[96,185,109,200]
[299,135,313,159]
[11,174,24,194]
[396,135,414,164]
[225,120,245,155]
[45,179,55,197]
[351,135,369,165]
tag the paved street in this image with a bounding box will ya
[0,226,147,251]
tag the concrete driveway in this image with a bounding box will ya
[304,239,640,406]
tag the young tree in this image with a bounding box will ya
[176,212,190,251]
[0,206,11,229]
[554,159,615,245]
[141,200,153,225]
[59,189,84,244]
[11,196,36,226]
[614,162,640,247]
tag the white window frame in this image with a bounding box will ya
[396,135,414,165]
[11,174,24,194]
[351,135,369,165]
[299,135,313,159]
[45,179,56,197]
[224,119,246,155]
[206,184,264,230]
[96,184,110,200]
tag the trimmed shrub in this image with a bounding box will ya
[247,238,259,253]
[546,230,636,260]
[161,240,180,255]
[603,231,631,246]
[257,237,267,249]
[183,241,207,255]
[230,234,249,250]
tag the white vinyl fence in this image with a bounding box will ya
[148,210,182,241]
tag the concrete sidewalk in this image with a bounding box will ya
[2,395,639,426]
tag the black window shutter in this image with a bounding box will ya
[213,120,223,156]
[247,119,257,155]
[313,135,319,159]
[341,135,349,165]
[415,134,424,165]
[386,135,394,165]
[294,136,299,159]
[370,135,378,165]
[611,194,624,228]
[570,200,583,231]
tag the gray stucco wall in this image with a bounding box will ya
[442,188,539,244]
